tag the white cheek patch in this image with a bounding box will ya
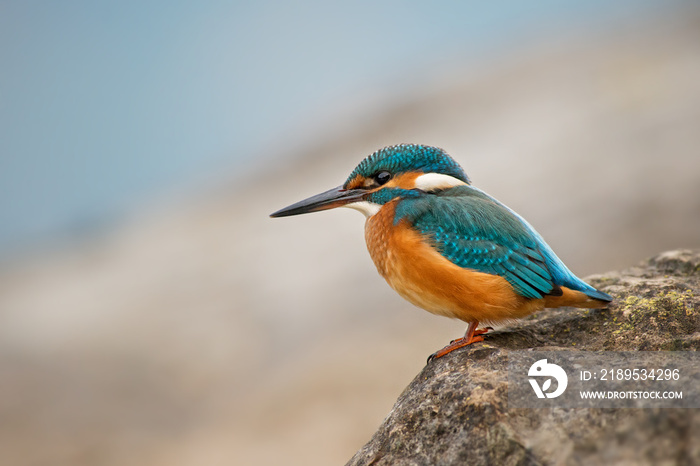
[414,173,467,191]
[344,201,381,218]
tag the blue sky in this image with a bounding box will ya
[0,1,680,257]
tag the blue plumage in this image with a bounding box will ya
[393,184,611,301]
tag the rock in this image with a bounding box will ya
[347,250,700,466]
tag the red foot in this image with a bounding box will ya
[428,322,491,363]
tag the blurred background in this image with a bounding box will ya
[2,1,700,465]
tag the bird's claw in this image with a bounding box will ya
[427,329,490,363]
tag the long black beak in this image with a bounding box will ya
[270,185,365,218]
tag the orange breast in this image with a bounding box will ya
[364,201,545,324]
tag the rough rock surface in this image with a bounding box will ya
[347,250,700,466]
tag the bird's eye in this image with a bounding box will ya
[374,171,392,185]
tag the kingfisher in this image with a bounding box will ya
[270,144,612,360]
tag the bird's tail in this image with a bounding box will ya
[582,287,613,303]
[544,285,612,309]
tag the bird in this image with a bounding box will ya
[270,144,612,360]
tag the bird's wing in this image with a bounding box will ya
[395,186,559,299]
